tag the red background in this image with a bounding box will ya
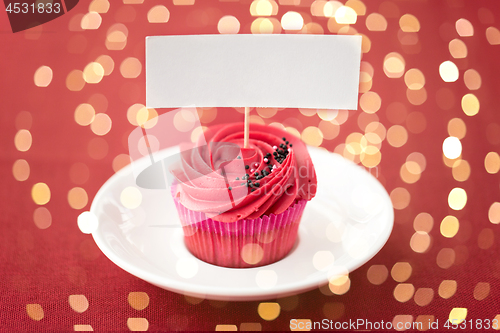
[1,0,500,331]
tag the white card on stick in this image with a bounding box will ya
[146,34,361,109]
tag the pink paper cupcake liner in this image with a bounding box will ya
[173,198,306,268]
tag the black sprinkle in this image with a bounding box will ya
[245,165,249,169]
[282,137,286,141]
[236,177,239,180]
[273,152,277,156]
[240,183,245,185]
[254,172,259,176]
[247,179,252,183]
[286,141,289,144]
[228,186,232,190]
[237,156,241,159]
[289,144,293,147]
[251,188,255,192]
[255,183,260,187]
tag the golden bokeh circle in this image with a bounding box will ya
[68,187,89,210]
[32,183,51,205]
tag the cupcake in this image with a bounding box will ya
[170,122,316,268]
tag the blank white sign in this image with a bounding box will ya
[146,34,361,109]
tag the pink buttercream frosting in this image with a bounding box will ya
[171,123,316,222]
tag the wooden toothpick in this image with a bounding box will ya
[244,107,250,148]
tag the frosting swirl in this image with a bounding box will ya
[171,122,316,222]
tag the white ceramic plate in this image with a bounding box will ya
[91,147,393,301]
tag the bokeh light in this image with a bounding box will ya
[391,262,412,282]
[301,126,323,147]
[387,125,408,148]
[89,0,109,13]
[81,12,102,30]
[250,0,277,16]
[390,187,410,210]
[447,118,466,139]
[34,66,53,87]
[452,160,470,182]
[90,113,112,136]
[256,270,277,289]
[68,187,89,210]
[32,183,50,205]
[128,292,150,310]
[14,129,32,152]
[106,23,128,50]
[77,211,99,234]
[448,188,467,210]
[66,69,85,91]
[442,137,461,159]
[127,318,149,331]
[473,282,490,301]
[399,14,420,32]
[414,212,433,233]
[218,16,240,34]
[449,308,467,325]
[404,68,425,90]
[437,248,455,269]
[33,207,52,229]
[478,228,494,249]
[367,265,388,285]
[439,61,459,82]
[440,216,459,238]
[410,231,431,253]
[359,92,381,114]
[456,18,473,37]
[95,55,114,76]
[120,187,142,209]
[75,104,96,126]
[414,288,433,307]
[463,69,481,90]
[393,283,414,302]
[26,304,44,321]
[335,6,357,24]
[461,93,480,116]
[448,39,467,58]
[83,62,105,84]
[12,159,30,181]
[384,52,405,78]
[486,27,500,45]
[322,1,342,18]
[485,152,500,174]
[113,154,131,172]
[281,11,304,30]
[258,302,281,321]
[366,13,387,31]
[241,243,264,265]
[69,295,89,313]
[120,57,142,78]
[488,202,500,224]
[439,280,457,299]
[148,5,170,23]
[328,274,350,295]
